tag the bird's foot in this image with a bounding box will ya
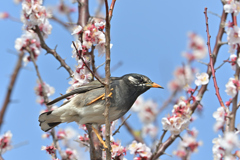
[87,88,113,105]
[102,88,113,100]
[91,126,109,149]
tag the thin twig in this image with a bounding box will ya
[152,130,167,158]
[204,8,225,107]
[208,11,221,18]
[109,0,117,21]
[215,59,228,71]
[71,41,105,85]
[34,26,73,77]
[120,117,144,143]
[27,48,49,105]
[0,51,24,130]
[112,114,131,136]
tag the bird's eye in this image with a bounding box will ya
[139,77,144,83]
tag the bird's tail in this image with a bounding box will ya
[39,111,61,132]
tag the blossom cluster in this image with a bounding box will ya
[15,30,41,65]
[225,77,240,98]
[161,98,191,135]
[21,0,51,29]
[0,131,13,154]
[131,96,158,138]
[213,132,240,159]
[213,107,230,132]
[224,0,240,16]
[173,128,202,159]
[34,80,55,105]
[102,141,127,160]
[182,32,207,61]
[67,21,112,93]
[128,140,152,159]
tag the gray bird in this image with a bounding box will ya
[39,73,163,132]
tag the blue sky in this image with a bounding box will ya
[0,0,238,159]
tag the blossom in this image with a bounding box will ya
[15,30,41,65]
[142,123,158,138]
[225,78,240,97]
[227,26,240,46]
[138,99,158,124]
[0,12,9,19]
[194,72,209,86]
[230,54,237,70]
[219,132,240,153]
[131,96,144,112]
[162,115,190,135]
[71,25,82,35]
[63,148,78,160]
[128,141,152,159]
[224,0,240,16]
[186,32,207,60]
[57,130,67,140]
[21,0,48,27]
[0,131,12,154]
[174,128,202,159]
[172,99,190,117]
[41,145,56,155]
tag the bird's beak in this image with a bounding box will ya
[146,82,164,89]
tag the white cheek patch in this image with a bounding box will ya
[128,76,138,84]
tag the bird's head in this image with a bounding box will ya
[122,74,164,93]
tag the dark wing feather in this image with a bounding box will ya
[47,77,120,105]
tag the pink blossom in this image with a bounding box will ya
[138,99,158,124]
[63,148,78,160]
[71,25,82,35]
[142,123,158,138]
[41,145,56,155]
[0,131,12,153]
[128,141,152,159]
[194,72,209,86]
[161,115,190,135]
[0,12,9,19]
[225,78,240,97]
[57,130,67,140]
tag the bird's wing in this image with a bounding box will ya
[47,77,120,105]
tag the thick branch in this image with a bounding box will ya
[103,0,112,159]
[77,0,90,26]
[34,26,73,77]
[0,51,24,129]
[230,13,240,131]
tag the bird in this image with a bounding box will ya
[39,73,163,138]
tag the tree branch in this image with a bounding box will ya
[152,9,228,160]
[34,26,73,77]
[204,7,225,107]
[103,0,112,159]
[0,51,24,130]
[112,114,131,136]
[77,0,90,26]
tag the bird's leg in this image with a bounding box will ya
[102,88,113,100]
[91,126,108,149]
[87,88,113,105]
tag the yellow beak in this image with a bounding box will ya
[146,82,164,89]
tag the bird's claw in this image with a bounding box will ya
[87,88,114,105]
